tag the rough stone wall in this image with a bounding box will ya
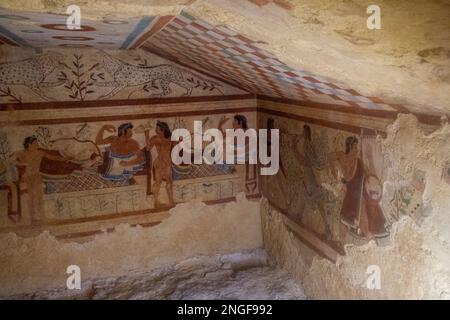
[0,194,262,297]
[188,0,450,115]
[3,1,449,113]
[261,114,450,299]
[1,1,448,298]
[5,248,306,300]
[0,45,260,298]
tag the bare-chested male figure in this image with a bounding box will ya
[145,121,174,207]
[96,122,144,181]
[12,136,71,224]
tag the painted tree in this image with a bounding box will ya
[58,54,104,101]
[0,87,22,103]
[0,131,10,160]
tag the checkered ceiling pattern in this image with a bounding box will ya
[142,12,401,112]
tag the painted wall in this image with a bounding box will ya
[0,108,257,232]
[0,46,246,103]
[0,47,257,237]
[258,98,450,299]
[0,47,262,297]
[2,45,448,299]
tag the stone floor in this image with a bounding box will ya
[166,264,306,300]
[10,249,306,300]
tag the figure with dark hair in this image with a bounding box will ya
[145,121,174,207]
[329,135,387,241]
[218,114,248,133]
[233,114,248,130]
[12,136,71,223]
[329,136,362,240]
[96,122,144,181]
[218,113,250,161]
[218,113,248,170]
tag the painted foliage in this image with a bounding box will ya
[0,112,256,234]
[0,48,245,103]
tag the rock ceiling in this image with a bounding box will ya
[0,0,449,116]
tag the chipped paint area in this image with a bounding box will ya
[0,195,262,297]
[261,115,450,299]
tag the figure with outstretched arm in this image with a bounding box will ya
[218,114,251,162]
[11,136,71,224]
[96,124,117,146]
[146,121,174,208]
[96,123,144,181]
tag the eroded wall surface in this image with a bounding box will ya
[259,107,450,299]
[187,0,450,115]
[1,38,448,299]
[4,248,306,300]
[0,195,263,297]
[0,47,263,297]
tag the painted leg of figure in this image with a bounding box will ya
[29,185,45,224]
[7,183,18,213]
[166,180,174,206]
[153,179,162,208]
[25,175,43,224]
[36,190,45,223]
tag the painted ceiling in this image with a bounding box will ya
[0,6,431,115]
[142,12,404,113]
[0,8,160,49]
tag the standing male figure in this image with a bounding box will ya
[12,136,71,224]
[145,121,174,207]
